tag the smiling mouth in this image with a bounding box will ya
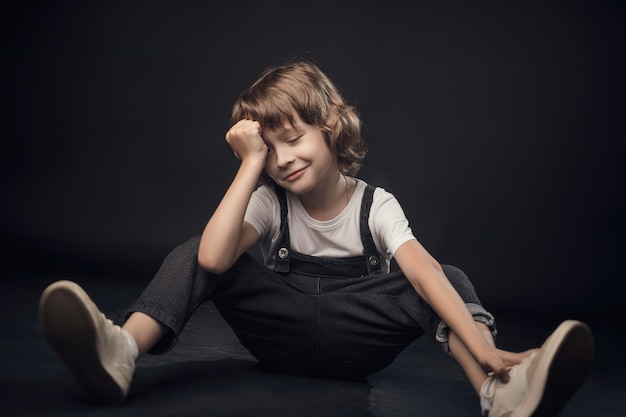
[284,167,307,182]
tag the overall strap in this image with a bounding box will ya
[274,186,291,273]
[274,183,383,276]
[360,184,383,275]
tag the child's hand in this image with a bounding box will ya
[479,348,537,383]
[226,119,268,163]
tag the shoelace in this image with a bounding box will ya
[480,373,497,416]
[479,352,538,417]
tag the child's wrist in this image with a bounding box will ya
[240,155,266,172]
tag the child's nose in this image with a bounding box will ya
[275,148,295,167]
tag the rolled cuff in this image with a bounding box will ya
[435,302,497,354]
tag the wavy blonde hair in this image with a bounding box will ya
[230,60,367,185]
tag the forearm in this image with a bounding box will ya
[198,158,263,272]
[413,265,492,358]
[396,241,492,360]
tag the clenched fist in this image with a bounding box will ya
[226,119,268,163]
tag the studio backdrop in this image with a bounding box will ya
[2,1,624,318]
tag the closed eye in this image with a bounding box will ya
[287,135,302,144]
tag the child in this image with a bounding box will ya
[39,60,594,416]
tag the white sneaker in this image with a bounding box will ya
[480,320,593,417]
[39,280,135,404]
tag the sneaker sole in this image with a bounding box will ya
[39,281,128,404]
[512,320,594,417]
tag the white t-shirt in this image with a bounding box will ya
[244,178,417,274]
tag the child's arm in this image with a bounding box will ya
[394,239,511,381]
[198,119,267,274]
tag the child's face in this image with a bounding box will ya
[262,115,338,196]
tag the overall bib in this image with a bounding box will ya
[127,185,496,381]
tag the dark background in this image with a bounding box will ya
[2,0,624,322]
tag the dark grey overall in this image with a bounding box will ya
[127,185,496,380]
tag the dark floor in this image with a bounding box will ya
[1,274,624,417]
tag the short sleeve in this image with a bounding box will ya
[369,188,417,258]
[243,185,281,241]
